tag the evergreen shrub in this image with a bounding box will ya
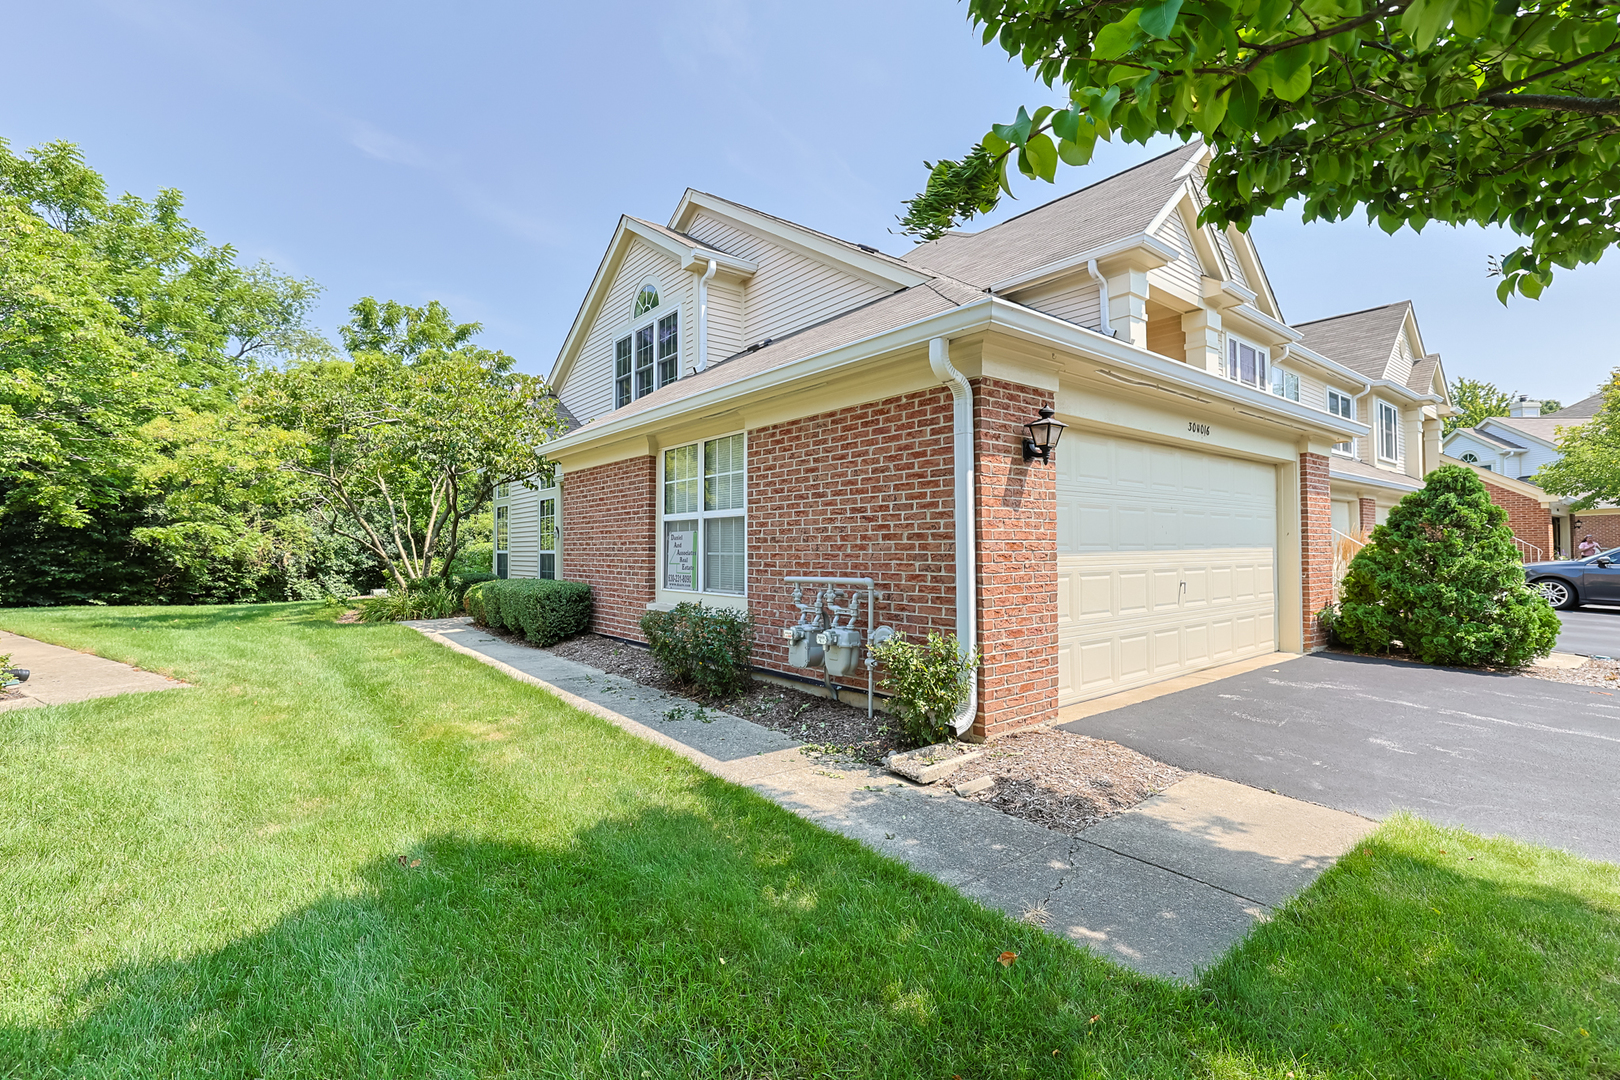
[639,602,755,699]
[1333,465,1560,666]
[468,579,592,646]
[868,631,978,747]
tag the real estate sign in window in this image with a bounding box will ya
[661,434,745,595]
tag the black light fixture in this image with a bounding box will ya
[1022,406,1067,463]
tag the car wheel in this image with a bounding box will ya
[1532,578,1579,610]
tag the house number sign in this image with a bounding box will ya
[1187,421,1211,437]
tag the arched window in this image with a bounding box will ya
[634,282,659,317]
[1459,452,1479,464]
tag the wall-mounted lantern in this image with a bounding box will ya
[1022,406,1067,463]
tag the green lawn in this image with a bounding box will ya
[0,603,1615,1079]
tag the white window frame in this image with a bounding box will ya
[537,487,559,580]
[1270,366,1299,402]
[494,504,510,579]
[1377,401,1400,463]
[1327,389,1355,455]
[658,432,747,597]
[1458,451,1479,464]
[1225,334,1268,390]
[614,290,680,410]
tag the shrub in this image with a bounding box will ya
[640,602,755,700]
[869,631,978,747]
[1335,465,1560,666]
[471,578,593,646]
[356,582,458,622]
[450,570,497,603]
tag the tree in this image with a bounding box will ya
[899,0,1620,300]
[1444,377,1514,435]
[1540,398,1563,414]
[1535,370,1620,508]
[249,299,566,589]
[1333,465,1559,665]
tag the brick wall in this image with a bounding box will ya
[1474,473,1553,560]
[973,378,1058,738]
[1358,497,1377,533]
[1300,452,1333,651]
[561,456,657,640]
[1571,512,1620,553]
[747,387,959,697]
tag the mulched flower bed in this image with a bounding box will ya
[542,633,904,764]
[1520,655,1620,690]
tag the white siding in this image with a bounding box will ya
[707,278,745,360]
[1009,275,1102,329]
[1215,229,1249,288]
[1386,324,1416,387]
[683,211,892,345]
[503,484,541,579]
[557,239,689,424]
[1149,206,1204,297]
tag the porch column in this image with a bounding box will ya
[1300,452,1334,651]
[1182,307,1225,374]
[1105,268,1150,350]
[1358,497,1378,534]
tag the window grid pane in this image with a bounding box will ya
[495,506,508,551]
[635,325,655,398]
[704,516,746,594]
[539,553,556,580]
[704,434,745,511]
[615,337,632,408]
[657,313,679,388]
[539,499,556,553]
[664,445,700,514]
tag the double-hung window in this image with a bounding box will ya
[1327,389,1354,454]
[1377,401,1399,462]
[1270,367,1299,401]
[494,505,509,579]
[614,294,680,410]
[661,433,746,595]
[538,496,557,580]
[1226,335,1268,389]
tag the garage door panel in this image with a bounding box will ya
[1055,427,1279,705]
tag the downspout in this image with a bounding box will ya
[1086,259,1112,337]
[695,256,718,373]
[929,336,979,738]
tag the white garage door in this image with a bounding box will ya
[1055,429,1278,704]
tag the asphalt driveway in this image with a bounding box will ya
[1060,651,1620,864]
[1558,604,1620,657]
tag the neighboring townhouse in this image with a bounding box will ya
[500,142,1388,739]
[1290,302,1451,541]
[1445,392,1613,557]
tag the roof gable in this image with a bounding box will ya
[1551,389,1606,418]
[1294,301,1417,380]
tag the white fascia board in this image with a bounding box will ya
[989,234,1181,294]
[622,219,758,277]
[670,190,932,289]
[1365,378,1442,405]
[1228,302,1302,344]
[546,294,1366,458]
[1280,342,1372,392]
[1328,467,1422,493]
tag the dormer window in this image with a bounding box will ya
[1459,452,1479,464]
[1226,335,1267,390]
[1270,367,1299,402]
[633,282,659,317]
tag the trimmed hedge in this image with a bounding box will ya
[466,579,593,646]
[640,602,755,700]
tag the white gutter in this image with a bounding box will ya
[694,256,718,373]
[1085,259,1112,337]
[990,233,1178,294]
[928,336,978,738]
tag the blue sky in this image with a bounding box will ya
[4,0,1613,406]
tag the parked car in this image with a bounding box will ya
[1526,548,1620,609]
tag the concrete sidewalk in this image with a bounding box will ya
[0,629,188,712]
[407,618,1375,981]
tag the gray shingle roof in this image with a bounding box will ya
[1460,425,1527,450]
[1551,390,1605,418]
[1293,302,1411,380]
[1328,456,1422,491]
[900,142,1203,287]
[1487,415,1581,445]
[1406,353,1440,393]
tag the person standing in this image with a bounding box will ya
[1578,534,1601,558]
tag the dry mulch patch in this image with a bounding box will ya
[947,730,1186,833]
[541,633,1184,832]
[1520,655,1620,690]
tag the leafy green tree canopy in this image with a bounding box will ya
[1333,464,1559,665]
[900,0,1620,300]
[1535,369,1620,508]
[1444,377,1514,435]
[249,299,567,589]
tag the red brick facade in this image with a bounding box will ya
[1473,472,1554,560]
[1300,452,1333,651]
[1358,497,1377,534]
[746,387,958,693]
[972,378,1058,739]
[1571,511,1620,553]
[561,455,657,640]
